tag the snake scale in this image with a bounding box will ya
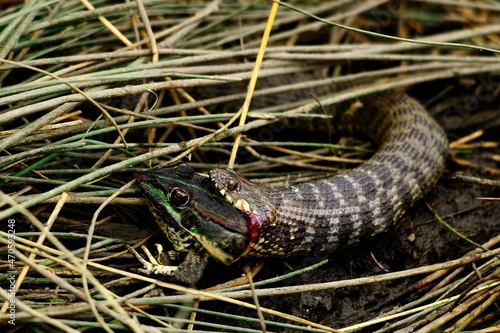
[134,74,449,284]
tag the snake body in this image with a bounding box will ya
[209,90,448,257]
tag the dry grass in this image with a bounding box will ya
[0,1,499,332]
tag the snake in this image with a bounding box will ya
[135,77,449,285]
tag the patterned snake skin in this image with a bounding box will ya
[209,90,449,257]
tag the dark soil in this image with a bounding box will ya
[189,84,500,330]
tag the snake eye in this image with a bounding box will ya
[168,187,190,208]
[225,178,239,191]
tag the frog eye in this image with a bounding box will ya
[168,187,190,208]
[225,178,239,191]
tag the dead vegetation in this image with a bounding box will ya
[0,1,499,332]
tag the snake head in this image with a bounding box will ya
[208,168,275,227]
[138,163,250,264]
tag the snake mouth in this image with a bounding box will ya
[211,177,252,212]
